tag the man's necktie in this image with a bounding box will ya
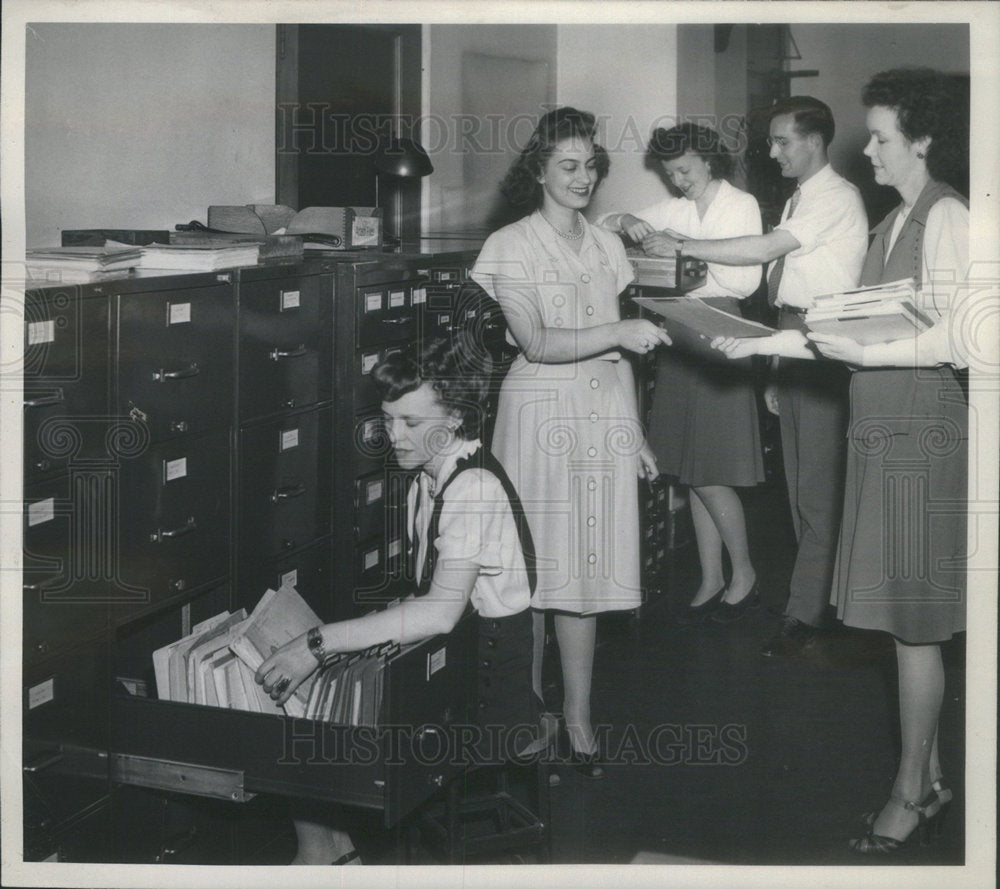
[767,186,802,307]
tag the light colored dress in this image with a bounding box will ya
[472,211,642,614]
[604,180,765,486]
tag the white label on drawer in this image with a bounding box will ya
[389,290,405,308]
[465,308,477,320]
[27,320,55,346]
[387,538,401,559]
[427,646,446,680]
[366,479,383,504]
[364,548,380,570]
[363,419,378,442]
[168,302,191,325]
[365,292,383,313]
[411,287,427,305]
[281,289,300,310]
[164,457,187,482]
[27,498,55,527]
[281,569,298,589]
[280,428,299,451]
[361,352,378,375]
[28,678,54,710]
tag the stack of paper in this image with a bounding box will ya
[304,642,399,728]
[151,580,322,717]
[626,249,681,289]
[26,245,142,284]
[106,239,260,273]
[805,278,931,345]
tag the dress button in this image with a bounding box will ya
[554,317,564,327]
[587,478,597,491]
[590,378,599,389]
[589,411,599,422]
[479,700,488,709]
[585,306,595,316]
[587,516,596,527]
[487,638,497,649]
[581,273,591,283]
[588,553,597,564]
[587,446,597,457]
[553,294,565,307]
[482,659,492,669]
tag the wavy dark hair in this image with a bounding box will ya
[372,333,491,441]
[500,106,610,209]
[647,123,735,184]
[862,67,969,191]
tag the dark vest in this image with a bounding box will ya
[861,179,968,288]
[413,446,536,598]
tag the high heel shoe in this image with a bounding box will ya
[860,777,953,832]
[849,791,940,853]
[710,583,761,624]
[675,586,726,624]
[557,719,605,779]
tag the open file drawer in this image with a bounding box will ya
[109,615,476,827]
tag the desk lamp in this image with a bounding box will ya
[374,137,434,245]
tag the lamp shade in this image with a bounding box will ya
[374,137,434,178]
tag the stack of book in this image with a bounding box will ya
[804,278,930,345]
[152,581,322,718]
[626,249,682,289]
[25,245,143,284]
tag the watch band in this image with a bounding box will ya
[307,625,327,665]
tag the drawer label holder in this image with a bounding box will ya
[111,753,257,802]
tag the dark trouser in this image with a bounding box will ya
[775,350,850,628]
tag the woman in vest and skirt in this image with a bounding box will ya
[713,68,978,853]
[256,334,537,864]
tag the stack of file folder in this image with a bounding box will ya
[106,239,260,273]
[303,642,401,728]
[25,245,142,284]
[804,278,930,345]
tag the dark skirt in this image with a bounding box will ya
[646,297,765,488]
[473,609,537,765]
[832,367,967,644]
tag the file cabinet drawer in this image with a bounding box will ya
[109,616,476,827]
[235,538,334,621]
[115,282,235,441]
[118,431,230,608]
[356,284,418,348]
[23,288,110,480]
[238,271,331,420]
[238,407,332,561]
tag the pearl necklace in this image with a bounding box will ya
[540,211,584,241]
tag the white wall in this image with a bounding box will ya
[557,25,678,221]
[424,24,558,234]
[25,24,275,247]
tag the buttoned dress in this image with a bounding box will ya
[472,212,642,614]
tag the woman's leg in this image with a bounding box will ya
[868,640,944,840]
[691,485,756,603]
[553,613,598,754]
[687,489,726,605]
[291,819,359,865]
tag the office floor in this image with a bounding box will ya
[111,477,965,868]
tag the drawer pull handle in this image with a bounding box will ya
[152,362,199,382]
[150,516,197,543]
[23,576,67,594]
[269,344,308,361]
[271,483,307,502]
[23,751,63,774]
[381,318,411,326]
[23,389,65,408]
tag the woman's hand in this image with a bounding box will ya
[616,319,672,355]
[712,330,813,359]
[640,231,683,257]
[255,633,319,707]
[620,214,654,243]
[808,332,865,366]
[638,441,660,482]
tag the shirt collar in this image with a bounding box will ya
[797,162,835,196]
[528,210,597,260]
[424,438,482,492]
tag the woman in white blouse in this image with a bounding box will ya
[715,68,979,854]
[601,123,765,623]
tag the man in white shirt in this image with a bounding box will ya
[647,97,868,658]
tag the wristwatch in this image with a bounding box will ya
[307,625,327,665]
